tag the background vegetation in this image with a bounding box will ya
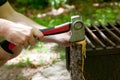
[8,0,120,27]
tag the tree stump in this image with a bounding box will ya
[66,40,86,80]
[70,40,86,80]
[70,43,83,80]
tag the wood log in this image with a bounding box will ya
[68,40,86,80]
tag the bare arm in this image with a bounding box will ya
[0,2,44,66]
[0,2,45,29]
[0,1,71,67]
[0,1,71,46]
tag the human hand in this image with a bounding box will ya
[42,31,71,47]
[0,19,44,66]
[0,45,23,66]
[54,32,71,47]
[0,19,43,47]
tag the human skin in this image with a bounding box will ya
[0,1,71,66]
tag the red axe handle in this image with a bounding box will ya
[0,22,71,54]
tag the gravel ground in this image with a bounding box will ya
[0,43,71,80]
[32,61,71,80]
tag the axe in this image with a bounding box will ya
[0,15,85,54]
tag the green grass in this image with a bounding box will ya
[32,13,72,28]
[15,58,32,67]
[83,7,120,25]
[39,59,45,66]
[16,59,25,67]
[32,3,120,26]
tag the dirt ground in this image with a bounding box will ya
[0,43,70,80]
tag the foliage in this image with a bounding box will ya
[16,59,25,67]
[15,0,49,9]
[11,0,67,9]
[60,53,65,59]
[81,4,120,25]
[32,6,120,26]
[49,0,67,9]
[16,58,33,67]
[67,0,120,4]
[15,76,26,80]
[33,42,50,53]
[39,59,44,66]
[33,13,72,28]
[26,57,32,65]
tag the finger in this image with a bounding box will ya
[0,47,11,60]
[11,45,23,59]
[0,60,7,67]
[33,28,44,40]
[23,40,29,48]
[28,34,35,46]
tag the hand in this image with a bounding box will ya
[0,19,43,47]
[55,32,71,47]
[42,31,71,47]
[0,45,23,66]
[0,19,44,66]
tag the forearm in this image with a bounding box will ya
[0,1,70,46]
[5,12,46,29]
[0,46,11,67]
[0,2,46,29]
[42,35,58,43]
[0,60,7,67]
[41,32,71,47]
[0,19,8,38]
[0,2,58,41]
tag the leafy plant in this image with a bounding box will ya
[60,53,65,59]
[15,0,49,9]
[33,13,71,28]
[39,59,44,66]
[26,57,32,65]
[49,0,67,9]
[17,59,25,67]
[52,59,60,64]
[16,76,26,80]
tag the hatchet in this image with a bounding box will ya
[0,15,85,54]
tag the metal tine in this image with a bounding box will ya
[85,26,106,48]
[92,24,116,47]
[115,21,120,29]
[116,21,120,26]
[107,23,120,34]
[100,23,120,43]
[85,36,96,49]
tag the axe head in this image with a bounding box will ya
[70,15,85,42]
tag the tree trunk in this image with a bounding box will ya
[66,40,86,80]
[70,43,85,80]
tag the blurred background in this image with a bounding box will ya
[0,0,120,80]
[8,0,120,26]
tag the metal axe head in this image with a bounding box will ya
[70,15,85,42]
